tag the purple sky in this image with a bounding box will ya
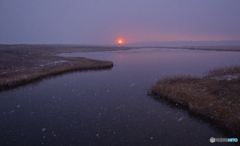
[0,0,240,45]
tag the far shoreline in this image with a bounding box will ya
[132,45,240,52]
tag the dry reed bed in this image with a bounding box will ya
[0,45,113,90]
[151,66,240,133]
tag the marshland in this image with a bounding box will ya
[0,45,240,145]
[151,66,240,133]
[0,44,122,90]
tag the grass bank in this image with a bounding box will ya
[151,66,240,133]
[0,44,115,90]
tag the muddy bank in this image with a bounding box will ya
[151,66,240,133]
[0,44,125,90]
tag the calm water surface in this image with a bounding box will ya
[1,48,240,145]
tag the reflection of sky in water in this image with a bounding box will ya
[60,48,240,78]
[1,48,240,145]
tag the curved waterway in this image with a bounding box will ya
[0,48,240,145]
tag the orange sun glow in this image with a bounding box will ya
[117,39,123,44]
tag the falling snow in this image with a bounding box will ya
[178,117,184,122]
[42,128,47,132]
[10,110,15,114]
[130,84,135,87]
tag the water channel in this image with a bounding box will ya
[0,48,240,145]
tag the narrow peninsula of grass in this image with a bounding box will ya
[151,66,240,133]
[0,44,114,90]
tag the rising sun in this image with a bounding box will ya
[117,39,123,44]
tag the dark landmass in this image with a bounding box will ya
[0,44,131,90]
[127,40,240,48]
[151,66,240,133]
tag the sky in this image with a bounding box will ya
[0,0,240,45]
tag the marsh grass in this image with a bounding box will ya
[0,44,113,90]
[151,66,240,133]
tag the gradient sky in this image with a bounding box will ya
[1,0,240,45]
